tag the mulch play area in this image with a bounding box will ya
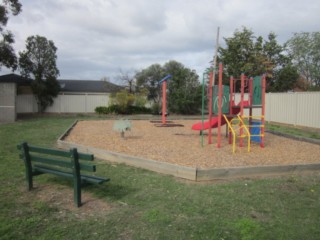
[63,120,320,170]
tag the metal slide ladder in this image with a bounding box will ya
[223,115,251,153]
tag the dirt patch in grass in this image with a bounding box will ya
[22,184,111,219]
[64,120,320,169]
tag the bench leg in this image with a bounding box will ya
[71,148,82,207]
[26,170,33,190]
[74,177,81,207]
[22,142,33,190]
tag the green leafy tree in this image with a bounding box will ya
[19,35,60,112]
[109,89,134,109]
[219,27,256,78]
[135,63,163,103]
[294,76,310,91]
[134,88,148,107]
[286,32,320,87]
[273,65,299,92]
[164,60,202,114]
[219,27,291,91]
[136,61,202,114]
[0,0,22,71]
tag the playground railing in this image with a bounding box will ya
[223,115,236,154]
[241,115,265,139]
[237,116,251,152]
[223,115,252,153]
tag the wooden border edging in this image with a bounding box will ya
[57,120,320,181]
[196,163,320,181]
[57,120,78,141]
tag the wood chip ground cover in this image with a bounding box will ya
[64,120,320,169]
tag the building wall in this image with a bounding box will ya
[0,83,16,122]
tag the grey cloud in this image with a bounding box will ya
[2,0,320,80]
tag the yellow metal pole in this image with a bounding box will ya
[237,116,251,152]
[223,115,236,153]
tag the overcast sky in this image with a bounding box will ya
[2,0,320,82]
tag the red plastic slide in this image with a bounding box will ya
[191,101,248,131]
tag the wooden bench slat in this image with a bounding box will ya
[80,174,110,184]
[33,165,73,178]
[30,155,96,172]
[78,153,94,161]
[79,163,96,172]
[30,155,72,168]
[28,145,71,157]
[28,145,94,161]
[33,165,109,184]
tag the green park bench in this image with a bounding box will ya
[17,142,110,207]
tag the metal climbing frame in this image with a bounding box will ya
[224,114,251,153]
[229,74,266,149]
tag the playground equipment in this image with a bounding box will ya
[227,73,266,151]
[159,74,172,124]
[153,74,184,128]
[192,63,266,153]
[113,119,132,139]
[223,114,251,153]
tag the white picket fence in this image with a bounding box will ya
[16,92,320,128]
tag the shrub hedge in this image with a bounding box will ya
[95,105,152,115]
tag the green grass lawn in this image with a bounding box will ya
[1,116,320,239]
[266,122,320,140]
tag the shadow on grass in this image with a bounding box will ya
[42,175,138,202]
[90,183,138,201]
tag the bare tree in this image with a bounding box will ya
[117,69,136,93]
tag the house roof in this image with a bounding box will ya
[0,74,124,93]
[58,79,124,93]
[0,73,32,85]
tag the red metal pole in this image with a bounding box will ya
[217,63,223,148]
[249,77,253,127]
[162,80,167,124]
[249,77,253,106]
[228,76,233,144]
[260,76,266,147]
[230,77,234,114]
[208,71,214,144]
[239,73,245,147]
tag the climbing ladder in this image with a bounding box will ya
[223,115,251,153]
[242,115,265,144]
[224,114,265,153]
